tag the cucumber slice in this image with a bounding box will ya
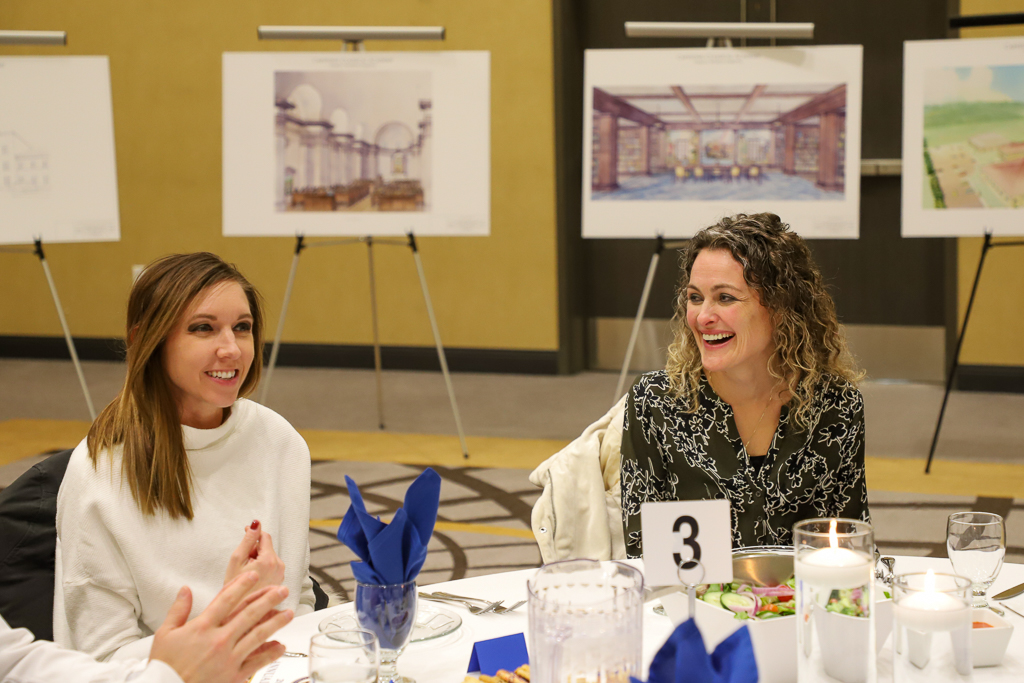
[756,611,783,619]
[720,592,757,613]
[702,591,724,609]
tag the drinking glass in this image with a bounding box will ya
[946,511,1005,609]
[310,629,379,683]
[527,559,644,683]
[355,580,417,683]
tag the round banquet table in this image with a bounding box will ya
[257,556,1024,683]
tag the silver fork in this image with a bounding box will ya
[432,591,525,614]
[418,592,503,614]
[494,599,526,614]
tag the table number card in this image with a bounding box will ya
[641,500,732,586]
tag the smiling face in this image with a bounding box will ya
[685,248,775,379]
[162,281,255,429]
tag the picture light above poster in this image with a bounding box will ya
[903,36,1024,237]
[222,51,490,237]
[582,46,863,239]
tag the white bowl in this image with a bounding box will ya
[971,607,1013,667]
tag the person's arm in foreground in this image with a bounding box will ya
[1,572,292,683]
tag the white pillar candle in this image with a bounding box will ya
[795,547,872,590]
[895,586,970,632]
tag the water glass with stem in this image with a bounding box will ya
[946,511,1005,609]
[355,580,418,683]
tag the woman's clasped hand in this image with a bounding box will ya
[224,520,287,593]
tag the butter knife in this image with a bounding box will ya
[992,581,1024,601]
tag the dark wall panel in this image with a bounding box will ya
[554,0,955,367]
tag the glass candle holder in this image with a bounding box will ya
[527,560,644,683]
[794,518,876,683]
[892,572,972,682]
[355,580,417,683]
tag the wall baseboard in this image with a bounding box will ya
[957,365,1024,394]
[0,336,560,375]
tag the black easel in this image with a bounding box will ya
[925,233,1024,473]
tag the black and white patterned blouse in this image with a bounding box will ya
[621,371,869,558]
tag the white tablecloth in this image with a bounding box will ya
[258,556,1024,683]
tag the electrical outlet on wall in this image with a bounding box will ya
[131,264,144,283]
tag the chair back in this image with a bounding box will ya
[0,449,73,640]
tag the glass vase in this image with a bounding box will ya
[794,518,876,683]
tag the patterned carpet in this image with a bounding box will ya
[3,442,1023,598]
[303,460,1024,599]
[306,459,541,600]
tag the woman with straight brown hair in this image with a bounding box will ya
[54,252,315,661]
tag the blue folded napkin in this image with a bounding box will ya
[634,619,758,683]
[337,467,441,585]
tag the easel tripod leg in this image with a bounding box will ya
[926,233,992,473]
[33,240,96,420]
[366,238,385,430]
[615,242,664,402]
[260,235,305,405]
[408,236,469,459]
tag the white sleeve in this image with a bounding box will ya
[56,460,148,661]
[297,573,316,616]
[0,617,182,683]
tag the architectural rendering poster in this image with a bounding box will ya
[582,46,863,238]
[0,57,119,245]
[223,51,490,237]
[903,37,1024,237]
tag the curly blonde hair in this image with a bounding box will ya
[665,213,862,431]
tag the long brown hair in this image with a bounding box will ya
[665,213,861,430]
[87,253,265,519]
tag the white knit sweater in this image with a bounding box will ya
[53,398,316,661]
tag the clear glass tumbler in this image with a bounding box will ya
[892,572,972,682]
[947,511,1005,609]
[793,518,876,683]
[310,629,379,683]
[355,580,417,683]
[527,560,644,683]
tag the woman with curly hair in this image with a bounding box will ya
[620,213,869,557]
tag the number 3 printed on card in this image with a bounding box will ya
[672,515,701,570]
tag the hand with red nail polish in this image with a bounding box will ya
[248,520,260,559]
[223,519,286,595]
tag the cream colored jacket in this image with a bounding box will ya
[529,395,628,563]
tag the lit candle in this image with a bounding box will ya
[895,570,970,633]
[794,519,872,589]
